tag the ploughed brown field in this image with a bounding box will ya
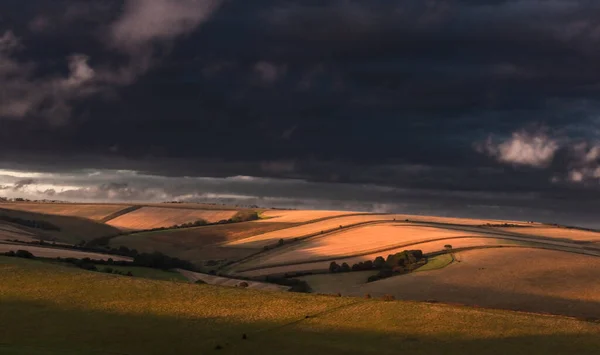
[105,206,238,230]
[0,202,129,221]
[0,243,131,261]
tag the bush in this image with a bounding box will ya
[15,250,34,259]
[4,251,16,257]
[341,262,350,272]
[195,280,207,284]
[364,294,372,299]
[238,282,249,288]
[382,294,395,302]
[102,267,114,274]
[373,256,386,269]
[329,261,340,273]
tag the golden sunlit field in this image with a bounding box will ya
[496,226,600,243]
[2,256,600,355]
[257,210,360,223]
[241,225,488,268]
[224,214,395,248]
[0,202,130,221]
[105,206,238,230]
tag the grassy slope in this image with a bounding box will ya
[1,257,599,355]
[416,253,455,272]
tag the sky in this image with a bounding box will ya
[1,0,599,228]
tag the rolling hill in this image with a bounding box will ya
[1,256,599,355]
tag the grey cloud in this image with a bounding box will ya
[12,178,36,191]
[477,129,560,168]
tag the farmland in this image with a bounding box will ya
[257,210,361,223]
[177,268,290,291]
[239,225,489,269]
[0,223,38,242]
[108,221,296,266]
[337,248,600,319]
[2,256,600,355]
[0,208,121,244]
[0,243,131,261]
[223,214,395,248]
[495,226,600,243]
[105,206,238,230]
[0,202,130,221]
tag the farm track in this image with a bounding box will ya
[99,205,142,223]
[230,220,600,274]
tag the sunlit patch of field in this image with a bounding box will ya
[240,225,488,269]
[0,243,131,261]
[224,214,396,248]
[349,248,600,319]
[176,268,290,292]
[496,226,600,243]
[235,233,592,278]
[1,256,600,355]
[256,210,359,223]
[0,203,129,221]
[105,207,238,230]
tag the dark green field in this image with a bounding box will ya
[1,256,599,355]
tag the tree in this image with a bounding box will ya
[341,262,350,272]
[444,244,453,251]
[329,261,340,273]
[373,256,386,269]
[278,238,284,246]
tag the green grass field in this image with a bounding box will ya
[1,256,600,355]
[416,253,455,272]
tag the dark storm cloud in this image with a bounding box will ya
[1,0,600,225]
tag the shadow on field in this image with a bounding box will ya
[1,299,599,355]
[352,275,600,322]
[0,208,121,244]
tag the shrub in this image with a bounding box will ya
[340,262,350,272]
[329,261,340,273]
[15,250,34,259]
[373,256,386,269]
[4,251,16,257]
[238,282,249,288]
[382,294,395,302]
[364,294,372,299]
[195,280,207,284]
[102,267,114,274]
